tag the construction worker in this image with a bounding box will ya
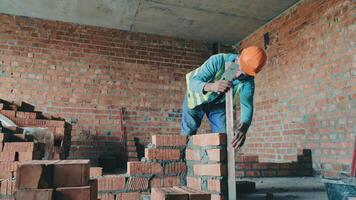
[181,46,267,150]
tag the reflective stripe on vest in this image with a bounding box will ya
[186,54,234,109]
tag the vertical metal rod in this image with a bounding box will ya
[226,64,237,200]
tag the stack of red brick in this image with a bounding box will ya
[15,160,97,200]
[235,150,312,178]
[186,133,228,200]
[126,135,139,162]
[0,100,72,199]
[94,135,188,200]
[0,100,71,160]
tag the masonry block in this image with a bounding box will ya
[0,152,16,161]
[0,178,15,196]
[55,186,91,200]
[90,167,103,177]
[119,192,142,200]
[18,151,43,162]
[126,177,149,191]
[191,134,226,146]
[152,135,187,147]
[98,193,115,200]
[97,175,126,191]
[16,160,58,189]
[127,161,163,175]
[164,162,187,174]
[150,176,180,188]
[211,194,225,200]
[193,164,226,176]
[151,187,188,200]
[207,179,224,193]
[145,148,181,161]
[0,161,19,179]
[185,149,200,161]
[3,142,43,153]
[186,176,201,191]
[207,149,226,162]
[174,186,211,200]
[15,189,53,200]
[53,160,90,187]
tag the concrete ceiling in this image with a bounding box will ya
[0,0,299,44]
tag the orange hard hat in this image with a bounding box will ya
[239,46,267,76]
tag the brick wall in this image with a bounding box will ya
[0,14,213,163]
[238,0,354,176]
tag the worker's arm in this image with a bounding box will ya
[189,54,230,94]
[239,79,255,129]
[232,79,255,150]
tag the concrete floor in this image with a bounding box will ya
[238,177,328,200]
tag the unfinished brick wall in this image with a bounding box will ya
[238,0,354,176]
[186,134,228,200]
[0,14,213,163]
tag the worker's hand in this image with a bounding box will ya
[204,80,232,93]
[232,123,249,151]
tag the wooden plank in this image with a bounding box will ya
[225,63,237,200]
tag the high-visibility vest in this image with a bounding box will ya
[186,54,240,109]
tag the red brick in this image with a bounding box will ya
[0,161,19,179]
[0,179,15,195]
[191,134,226,146]
[186,177,201,191]
[0,152,16,161]
[145,148,181,161]
[128,151,138,158]
[151,187,188,200]
[236,154,259,163]
[98,193,115,200]
[119,192,141,200]
[164,162,187,174]
[261,170,277,177]
[150,176,180,187]
[15,189,53,200]
[53,160,90,187]
[152,135,187,147]
[16,160,58,189]
[55,186,91,200]
[207,179,224,192]
[193,164,226,176]
[90,167,103,177]
[3,142,41,152]
[127,146,137,151]
[235,170,245,177]
[173,186,211,200]
[245,170,261,177]
[211,194,225,200]
[185,149,201,161]
[0,110,16,118]
[127,162,163,175]
[207,149,226,161]
[15,111,38,119]
[251,163,269,170]
[18,151,43,162]
[97,175,126,191]
[236,163,252,169]
[126,177,149,191]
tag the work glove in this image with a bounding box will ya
[232,123,249,151]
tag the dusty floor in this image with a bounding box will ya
[237,177,328,200]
